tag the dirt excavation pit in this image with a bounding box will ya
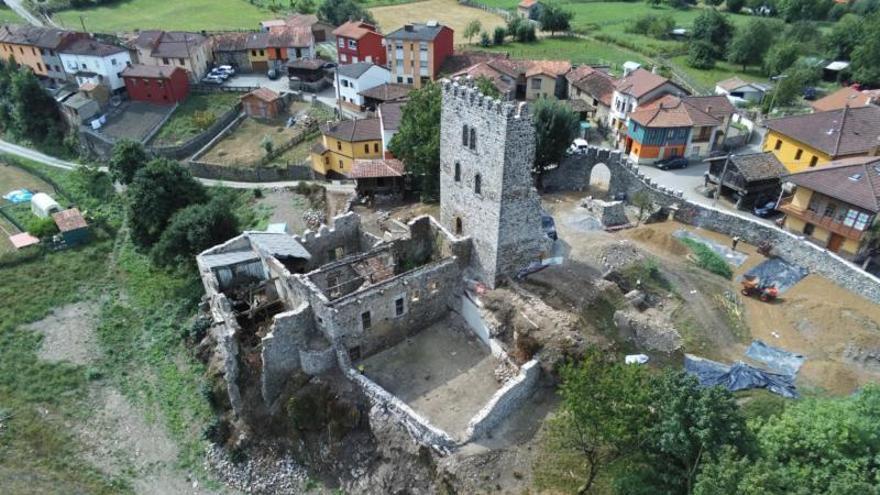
[357,316,502,440]
[27,301,100,366]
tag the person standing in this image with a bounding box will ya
[731,236,741,251]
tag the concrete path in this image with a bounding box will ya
[3,0,45,26]
[0,139,78,170]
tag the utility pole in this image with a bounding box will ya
[766,74,788,116]
[713,153,732,207]
[79,15,86,33]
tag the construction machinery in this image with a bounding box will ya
[741,275,779,302]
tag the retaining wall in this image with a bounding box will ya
[150,102,243,160]
[185,161,314,182]
[465,359,541,440]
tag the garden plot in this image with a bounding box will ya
[201,118,301,167]
[673,229,749,267]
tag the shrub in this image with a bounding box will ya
[191,110,217,130]
[679,237,733,279]
[480,31,491,46]
[687,40,717,69]
[493,26,506,45]
[25,216,59,238]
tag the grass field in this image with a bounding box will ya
[369,0,506,43]
[0,6,23,24]
[52,0,269,32]
[670,54,765,89]
[477,36,647,69]
[152,92,239,146]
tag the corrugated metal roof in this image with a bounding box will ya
[248,232,311,259]
[200,250,261,269]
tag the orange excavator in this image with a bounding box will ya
[741,275,779,302]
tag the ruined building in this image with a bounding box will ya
[197,79,550,451]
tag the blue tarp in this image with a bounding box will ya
[3,188,33,204]
[746,340,805,376]
[741,257,809,294]
[685,354,799,399]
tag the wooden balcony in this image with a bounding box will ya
[779,199,866,241]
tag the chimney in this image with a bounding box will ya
[651,65,658,74]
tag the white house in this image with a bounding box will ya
[59,38,131,92]
[607,66,688,144]
[378,100,404,153]
[714,77,769,105]
[335,62,391,112]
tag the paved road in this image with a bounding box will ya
[0,139,78,170]
[3,0,45,26]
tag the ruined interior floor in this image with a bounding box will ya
[357,315,501,439]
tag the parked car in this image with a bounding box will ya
[217,65,236,76]
[201,75,224,85]
[208,68,229,80]
[566,138,589,155]
[753,200,778,218]
[655,156,689,170]
[267,68,280,80]
[541,213,558,241]
[322,62,337,69]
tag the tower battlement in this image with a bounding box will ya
[440,78,530,120]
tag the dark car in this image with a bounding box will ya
[267,68,280,80]
[541,214,558,241]
[753,200,778,218]
[655,156,689,170]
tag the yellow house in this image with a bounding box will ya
[310,118,383,178]
[779,156,880,258]
[763,106,880,172]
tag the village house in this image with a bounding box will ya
[358,82,411,110]
[61,92,100,127]
[524,60,571,100]
[121,64,189,105]
[517,0,543,19]
[243,28,315,73]
[59,38,132,92]
[762,105,880,172]
[566,64,617,123]
[310,118,383,177]
[624,95,723,164]
[128,30,212,81]
[450,60,517,100]
[241,87,284,119]
[779,156,880,260]
[260,14,334,42]
[385,21,454,88]
[212,32,254,72]
[706,152,787,209]
[333,20,386,65]
[714,76,769,105]
[451,57,570,101]
[335,62,391,111]
[608,66,688,143]
[286,58,328,91]
[0,25,88,85]
[379,100,405,153]
[349,158,406,196]
[810,86,879,112]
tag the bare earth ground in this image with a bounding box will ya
[201,118,301,167]
[358,316,502,440]
[28,302,222,495]
[353,200,440,238]
[369,0,506,44]
[258,188,311,234]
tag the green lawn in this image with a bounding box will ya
[52,0,270,32]
[670,54,766,89]
[0,7,23,24]
[153,92,240,147]
[478,36,647,69]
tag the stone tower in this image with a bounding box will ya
[439,79,550,288]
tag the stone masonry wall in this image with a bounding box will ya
[440,79,550,287]
[293,212,375,271]
[260,304,315,406]
[465,359,541,440]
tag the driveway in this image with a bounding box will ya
[222,73,290,94]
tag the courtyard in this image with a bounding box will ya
[97,101,175,143]
[357,315,502,440]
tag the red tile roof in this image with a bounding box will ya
[525,60,572,78]
[321,118,382,142]
[52,208,88,232]
[242,87,281,102]
[333,21,379,40]
[567,65,618,107]
[631,95,720,128]
[519,0,538,8]
[810,86,876,112]
[350,158,405,178]
[121,64,185,79]
[616,67,679,99]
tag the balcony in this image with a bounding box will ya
[778,199,866,241]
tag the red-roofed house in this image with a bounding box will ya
[517,0,543,20]
[608,66,688,143]
[241,87,283,119]
[567,65,618,123]
[333,21,386,66]
[350,158,406,196]
[52,208,90,246]
[121,64,189,104]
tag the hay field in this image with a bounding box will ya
[370,0,507,45]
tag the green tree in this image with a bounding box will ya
[127,158,208,248]
[388,83,441,201]
[150,199,240,267]
[726,0,746,13]
[763,65,818,112]
[763,41,799,76]
[705,0,724,6]
[618,372,751,495]
[546,350,652,494]
[463,19,482,44]
[493,26,507,45]
[727,19,774,70]
[317,0,374,26]
[691,8,735,58]
[475,75,501,98]
[289,0,316,14]
[851,14,880,85]
[9,69,64,148]
[516,22,538,42]
[825,14,864,60]
[532,97,579,189]
[687,40,717,69]
[479,30,491,46]
[507,16,524,40]
[25,216,59,238]
[108,139,148,185]
[540,4,574,36]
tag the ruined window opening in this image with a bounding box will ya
[469,128,476,150]
[462,124,469,146]
[361,311,372,330]
[335,247,344,259]
[395,297,405,316]
[328,249,337,261]
[349,346,361,360]
[454,162,461,182]
[429,281,439,293]
[411,289,421,302]
[474,174,482,195]
[454,217,462,235]
[774,139,782,150]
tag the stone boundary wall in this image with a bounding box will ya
[344,368,458,454]
[459,294,514,361]
[150,102,243,160]
[550,145,880,303]
[299,345,335,375]
[458,0,514,20]
[142,101,180,145]
[186,161,315,182]
[465,359,541,440]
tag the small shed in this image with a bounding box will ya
[706,152,786,208]
[823,61,850,82]
[286,58,326,82]
[9,232,39,250]
[350,158,406,197]
[61,92,100,126]
[31,192,62,218]
[241,87,284,119]
[52,208,90,246]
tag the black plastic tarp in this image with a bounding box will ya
[685,354,799,398]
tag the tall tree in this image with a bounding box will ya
[127,158,208,248]
[9,69,64,148]
[532,97,579,190]
[540,4,574,36]
[726,0,746,13]
[388,83,441,201]
[727,19,774,70]
[687,40,717,69]
[474,75,501,99]
[317,0,374,26]
[825,14,864,60]
[546,350,652,494]
[151,199,240,267]
[851,14,880,85]
[763,41,799,76]
[108,139,148,185]
[691,9,735,58]
[463,19,482,44]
